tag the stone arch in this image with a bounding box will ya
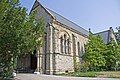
[59,30,71,54]
[59,30,71,40]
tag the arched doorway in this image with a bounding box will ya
[16,50,37,73]
[30,50,37,72]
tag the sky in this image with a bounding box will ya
[20,0,120,33]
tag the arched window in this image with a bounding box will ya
[60,36,63,53]
[77,42,80,55]
[68,40,71,54]
[66,39,69,54]
[64,34,67,54]
[81,45,84,57]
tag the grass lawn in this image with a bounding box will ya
[57,71,120,78]
[96,71,120,78]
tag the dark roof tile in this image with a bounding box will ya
[46,8,89,36]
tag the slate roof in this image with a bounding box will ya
[94,27,118,44]
[94,30,110,44]
[45,8,89,36]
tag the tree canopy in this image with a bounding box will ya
[83,32,120,71]
[83,34,106,71]
[0,0,45,79]
[105,40,120,70]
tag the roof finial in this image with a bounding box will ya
[89,28,91,32]
[116,26,120,30]
[109,27,112,29]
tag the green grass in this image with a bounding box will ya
[57,71,120,78]
[58,72,97,77]
[96,71,120,78]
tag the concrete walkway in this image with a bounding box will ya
[15,74,120,80]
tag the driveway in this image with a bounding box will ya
[15,73,120,80]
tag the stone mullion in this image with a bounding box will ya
[62,37,65,53]
[66,39,68,54]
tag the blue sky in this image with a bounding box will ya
[20,0,120,33]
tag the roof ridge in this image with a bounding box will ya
[94,30,109,35]
[46,8,88,33]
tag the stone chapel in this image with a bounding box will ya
[16,0,117,75]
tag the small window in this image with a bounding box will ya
[60,36,63,53]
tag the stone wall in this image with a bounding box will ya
[52,21,88,56]
[48,21,88,74]
[55,54,74,74]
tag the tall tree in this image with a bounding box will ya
[83,33,106,71]
[0,0,45,79]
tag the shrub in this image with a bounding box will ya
[79,62,89,72]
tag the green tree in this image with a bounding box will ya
[105,40,120,70]
[83,34,106,71]
[0,0,45,79]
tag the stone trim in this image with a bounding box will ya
[42,53,80,57]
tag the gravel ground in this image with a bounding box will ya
[15,73,120,80]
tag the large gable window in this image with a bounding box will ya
[60,33,71,54]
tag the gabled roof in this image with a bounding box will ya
[94,30,110,44]
[94,27,117,44]
[45,8,89,36]
[31,0,89,36]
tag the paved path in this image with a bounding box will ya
[15,74,120,80]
